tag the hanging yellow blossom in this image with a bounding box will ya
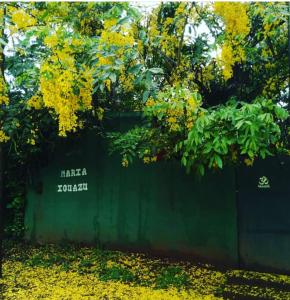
[39,63,93,136]
[11,9,37,30]
[103,18,118,29]
[214,3,250,37]
[143,156,151,164]
[0,75,9,106]
[97,28,134,51]
[146,87,201,134]
[244,158,254,166]
[27,94,43,110]
[36,34,94,136]
[220,43,234,80]
[0,129,9,143]
[120,72,134,92]
[104,79,111,92]
[95,107,104,121]
[146,98,155,107]
[214,3,250,80]
[27,138,36,145]
[96,18,136,90]
[44,34,58,48]
[122,156,129,167]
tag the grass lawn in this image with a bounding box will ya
[1,241,290,299]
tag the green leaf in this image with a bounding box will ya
[215,155,223,169]
[148,68,164,74]
[109,73,117,83]
[142,91,150,102]
[181,156,187,166]
[0,38,7,46]
[275,106,289,120]
[128,64,143,75]
[117,16,131,26]
[197,164,205,176]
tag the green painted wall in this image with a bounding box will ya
[25,114,290,272]
[237,155,290,273]
[25,114,238,265]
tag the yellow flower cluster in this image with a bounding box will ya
[146,88,201,133]
[196,64,215,90]
[35,35,94,136]
[98,57,113,66]
[95,107,104,121]
[249,3,288,98]
[96,18,136,92]
[27,94,43,110]
[26,129,38,146]
[40,65,93,136]
[0,75,9,105]
[148,12,159,42]
[44,34,58,48]
[0,129,9,143]
[160,35,178,58]
[143,156,157,164]
[28,30,95,136]
[148,3,188,60]
[176,3,186,15]
[99,31,134,49]
[103,18,118,30]
[214,3,250,80]
[148,4,199,87]
[97,19,135,63]
[27,138,36,145]
[11,9,37,30]
[214,3,250,37]
[122,156,129,167]
[120,72,134,92]
[71,38,83,47]
[244,157,254,167]
[220,43,246,80]
[262,77,280,98]
[0,6,3,22]
[79,67,94,108]
[254,2,286,41]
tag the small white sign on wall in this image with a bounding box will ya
[60,168,87,178]
[57,167,88,192]
[258,176,270,189]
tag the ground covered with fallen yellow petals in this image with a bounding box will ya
[1,241,290,299]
